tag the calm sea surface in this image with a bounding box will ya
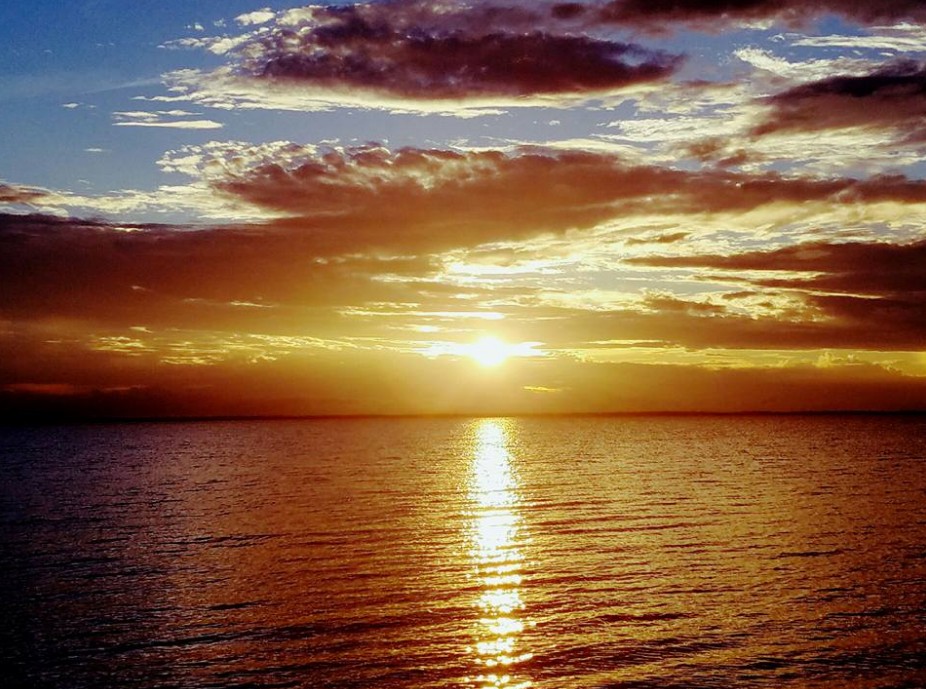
[2,416,925,688]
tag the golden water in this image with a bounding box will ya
[2,415,924,688]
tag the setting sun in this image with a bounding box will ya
[469,336,511,367]
[3,2,926,689]
[421,337,546,367]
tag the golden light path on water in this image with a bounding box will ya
[466,419,533,689]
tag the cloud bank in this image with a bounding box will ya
[4,144,926,355]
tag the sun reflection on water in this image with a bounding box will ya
[466,419,533,689]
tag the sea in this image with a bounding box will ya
[2,415,925,689]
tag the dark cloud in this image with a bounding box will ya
[808,293,926,332]
[551,3,587,20]
[230,0,681,100]
[642,292,726,315]
[493,300,913,351]
[11,145,694,329]
[0,212,436,332]
[3,212,926,416]
[679,138,756,168]
[754,60,926,140]
[595,0,926,30]
[628,238,926,295]
[626,239,926,347]
[0,182,50,205]
[205,145,926,252]
[213,146,694,251]
[6,148,926,329]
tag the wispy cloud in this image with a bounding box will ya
[112,109,223,129]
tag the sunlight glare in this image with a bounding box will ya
[420,337,545,366]
[468,419,533,688]
[470,336,510,367]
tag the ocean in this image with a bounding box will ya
[2,415,925,688]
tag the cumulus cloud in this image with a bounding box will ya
[161,143,701,252]
[150,141,926,254]
[15,138,926,244]
[166,0,682,114]
[235,8,276,26]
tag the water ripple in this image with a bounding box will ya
[2,415,925,688]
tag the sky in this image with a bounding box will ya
[2,0,926,418]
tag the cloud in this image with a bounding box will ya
[15,136,926,239]
[112,109,223,129]
[628,237,926,293]
[0,212,436,333]
[244,17,678,98]
[793,24,926,53]
[94,139,926,248]
[593,57,926,180]
[3,212,926,416]
[754,60,926,142]
[115,120,224,130]
[733,47,876,82]
[625,238,926,348]
[161,143,702,252]
[593,0,926,31]
[624,231,690,245]
[167,0,682,114]
[4,340,924,420]
[7,145,926,364]
[235,8,276,26]
[0,182,51,206]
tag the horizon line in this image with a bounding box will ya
[3,408,926,427]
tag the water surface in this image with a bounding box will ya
[2,415,925,688]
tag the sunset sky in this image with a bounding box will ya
[3,0,926,418]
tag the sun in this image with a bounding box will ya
[422,336,544,367]
[468,336,510,367]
